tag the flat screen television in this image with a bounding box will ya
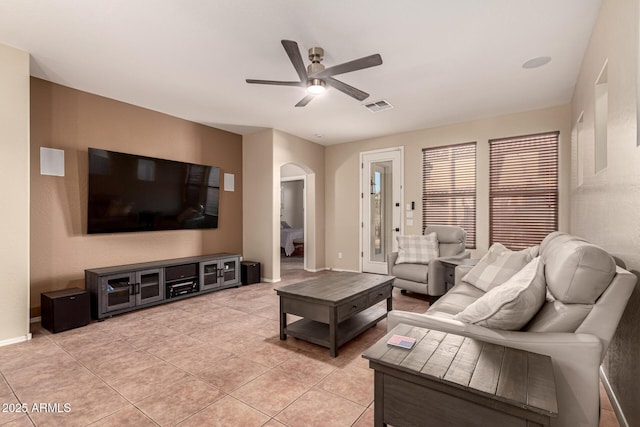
[87,148,220,234]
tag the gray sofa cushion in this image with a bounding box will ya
[524,300,593,332]
[541,233,616,304]
[428,282,485,316]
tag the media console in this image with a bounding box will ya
[85,253,241,320]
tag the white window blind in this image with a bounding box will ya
[422,142,476,248]
[489,132,559,250]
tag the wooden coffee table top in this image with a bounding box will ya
[276,272,394,304]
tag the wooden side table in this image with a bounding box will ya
[440,258,478,291]
[362,324,558,427]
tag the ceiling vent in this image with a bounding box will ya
[363,99,394,113]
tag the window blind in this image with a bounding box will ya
[489,132,559,250]
[422,142,476,248]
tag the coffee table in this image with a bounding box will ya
[276,272,394,357]
[363,324,558,426]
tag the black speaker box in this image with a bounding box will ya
[241,261,261,285]
[41,288,90,333]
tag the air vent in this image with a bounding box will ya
[363,99,394,113]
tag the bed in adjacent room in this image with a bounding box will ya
[280,221,303,256]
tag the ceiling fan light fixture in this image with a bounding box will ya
[307,78,326,95]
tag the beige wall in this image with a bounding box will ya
[0,44,30,344]
[243,129,276,279]
[243,129,326,281]
[325,105,571,271]
[30,78,243,317]
[569,0,640,425]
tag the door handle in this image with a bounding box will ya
[395,228,400,232]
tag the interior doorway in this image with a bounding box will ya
[361,147,403,274]
[280,164,306,272]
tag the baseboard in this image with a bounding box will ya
[600,366,629,427]
[329,268,361,273]
[262,277,281,283]
[30,316,41,324]
[0,333,32,348]
[305,267,329,273]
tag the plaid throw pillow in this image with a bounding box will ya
[462,243,539,292]
[455,257,546,330]
[395,233,439,264]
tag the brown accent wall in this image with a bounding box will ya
[30,78,242,317]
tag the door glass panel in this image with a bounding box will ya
[106,278,130,306]
[141,285,160,299]
[203,263,218,286]
[370,161,392,263]
[223,260,237,281]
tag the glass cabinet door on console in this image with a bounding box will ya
[221,257,239,287]
[200,261,220,291]
[136,268,164,305]
[199,257,239,291]
[100,273,135,314]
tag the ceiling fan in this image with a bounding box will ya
[246,40,383,107]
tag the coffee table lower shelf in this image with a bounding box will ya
[285,305,387,350]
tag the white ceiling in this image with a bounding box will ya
[0,0,601,145]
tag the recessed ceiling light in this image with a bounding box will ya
[314,133,323,138]
[522,56,552,69]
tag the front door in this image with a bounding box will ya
[361,148,403,274]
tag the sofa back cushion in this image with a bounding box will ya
[424,225,466,257]
[462,243,538,292]
[524,300,593,332]
[541,232,616,304]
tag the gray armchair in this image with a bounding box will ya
[388,225,470,297]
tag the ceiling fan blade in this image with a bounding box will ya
[245,79,305,86]
[295,95,314,107]
[311,54,382,79]
[326,77,369,101]
[282,40,308,84]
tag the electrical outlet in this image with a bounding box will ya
[338,252,343,259]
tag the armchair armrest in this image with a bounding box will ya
[387,310,603,427]
[387,252,399,273]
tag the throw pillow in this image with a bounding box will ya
[454,256,546,330]
[462,243,539,292]
[395,233,439,264]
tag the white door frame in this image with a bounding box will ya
[359,147,404,274]
[280,175,307,270]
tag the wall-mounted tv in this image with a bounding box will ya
[87,148,220,234]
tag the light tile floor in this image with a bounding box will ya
[0,257,620,426]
